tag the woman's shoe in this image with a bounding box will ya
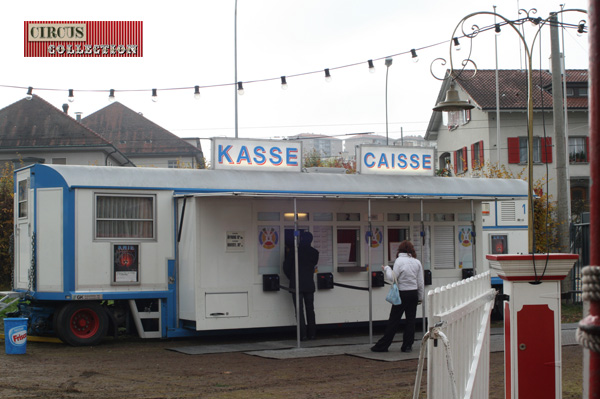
[370,346,388,352]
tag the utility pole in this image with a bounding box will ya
[550,14,570,254]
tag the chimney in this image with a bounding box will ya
[75,112,83,122]
[62,103,69,114]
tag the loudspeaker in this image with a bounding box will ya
[262,274,280,291]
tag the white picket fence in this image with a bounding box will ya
[423,271,497,399]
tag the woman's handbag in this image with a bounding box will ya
[385,272,402,305]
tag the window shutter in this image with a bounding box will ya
[453,151,458,174]
[507,137,520,164]
[471,143,476,168]
[587,137,590,162]
[479,140,484,167]
[462,147,468,172]
[433,226,455,269]
[542,137,553,163]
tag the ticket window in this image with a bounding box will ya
[336,228,361,267]
[387,228,409,264]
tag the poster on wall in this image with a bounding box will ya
[113,244,139,284]
[312,226,333,273]
[365,226,384,266]
[226,231,245,252]
[457,225,474,269]
[258,226,280,274]
[411,227,431,269]
[490,234,508,254]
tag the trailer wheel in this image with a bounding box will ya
[55,302,108,346]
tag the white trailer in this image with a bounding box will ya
[11,164,527,345]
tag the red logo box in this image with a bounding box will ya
[24,21,143,57]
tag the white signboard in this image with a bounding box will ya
[226,231,245,252]
[356,145,434,176]
[212,138,302,172]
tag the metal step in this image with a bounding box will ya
[128,299,161,339]
[0,291,23,314]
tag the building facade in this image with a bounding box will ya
[425,69,589,214]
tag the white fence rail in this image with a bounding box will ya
[425,271,496,399]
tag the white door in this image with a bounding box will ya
[14,172,32,290]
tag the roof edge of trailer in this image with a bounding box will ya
[34,164,529,200]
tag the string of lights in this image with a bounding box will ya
[1,17,586,104]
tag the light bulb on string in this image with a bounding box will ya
[453,37,461,51]
[194,86,201,100]
[26,87,33,100]
[324,68,332,82]
[108,89,115,102]
[410,49,419,63]
[280,76,288,90]
[68,89,75,102]
[495,24,501,35]
[237,81,245,95]
[152,89,158,102]
[368,59,375,73]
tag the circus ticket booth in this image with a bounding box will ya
[11,138,528,346]
[487,254,578,399]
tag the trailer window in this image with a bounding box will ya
[95,195,155,239]
[18,179,29,218]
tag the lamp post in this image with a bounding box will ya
[432,8,586,255]
[385,58,392,146]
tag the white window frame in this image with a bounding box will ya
[94,194,156,241]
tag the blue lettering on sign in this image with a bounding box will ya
[410,154,420,169]
[218,145,234,164]
[398,154,407,169]
[253,146,266,165]
[377,153,389,168]
[270,147,283,166]
[364,152,376,168]
[236,146,252,164]
[286,148,298,166]
[423,154,432,169]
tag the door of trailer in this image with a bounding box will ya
[14,169,33,290]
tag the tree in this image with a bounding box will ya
[302,149,356,174]
[0,163,14,289]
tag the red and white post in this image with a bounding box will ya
[487,254,579,399]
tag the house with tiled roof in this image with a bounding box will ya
[425,69,589,212]
[81,102,204,169]
[0,95,133,168]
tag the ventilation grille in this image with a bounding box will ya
[500,202,516,222]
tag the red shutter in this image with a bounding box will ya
[586,137,590,162]
[508,137,520,164]
[462,147,468,172]
[542,137,553,163]
[453,151,458,174]
[471,143,476,168]
[479,140,485,167]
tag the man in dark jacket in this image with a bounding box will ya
[283,231,319,340]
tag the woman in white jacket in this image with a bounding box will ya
[371,240,424,353]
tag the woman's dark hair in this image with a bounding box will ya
[396,240,417,258]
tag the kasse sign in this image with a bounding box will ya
[212,138,302,172]
[356,145,434,176]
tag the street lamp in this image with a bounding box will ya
[385,58,392,146]
[432,8,586,255]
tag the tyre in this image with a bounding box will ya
[54,302,108,346]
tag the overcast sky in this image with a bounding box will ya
[1,0,590,151]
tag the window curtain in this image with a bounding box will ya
[96,196,154,238]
